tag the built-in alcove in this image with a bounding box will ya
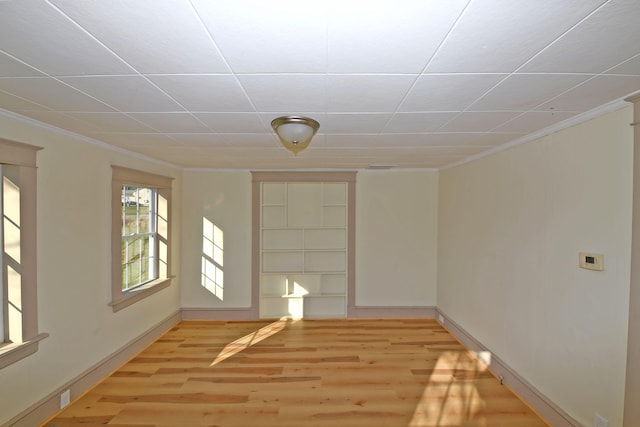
[252,172,356,319]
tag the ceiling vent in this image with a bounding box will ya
[367,164,396,170]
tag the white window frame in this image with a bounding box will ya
[111,166,173,312]
[0,138,48,370]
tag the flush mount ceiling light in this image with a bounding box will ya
[271,115,320,155]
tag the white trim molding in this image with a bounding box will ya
[351,305,436,318]
[181,307,258,320]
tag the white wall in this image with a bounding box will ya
[437,107,633,426]
[356,170,438,307]
[179,170,439,312]
[180,170,253,308]
[0,115,182,425]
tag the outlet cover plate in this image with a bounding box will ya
[60,389,70,409]
[594,412,608,427]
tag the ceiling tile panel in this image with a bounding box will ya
[607,54,640,76]
[87,133,182,149]
[50,0,230,74]
[0,78,115,112]
[15,111,100,133]
[0,90,51,112]
[59,76,185,112]
[426,0,607,73]
[324,134,395,148]
[324,132,518,149]
[147,75,254,112]
[193,113,269,133]
[167,134,231,147]
[192,0,327,73]
[221,134,281,148]
[400,74,505,111]
[0,52,45,77]
[327,75,416,112]
[126,113,212,133]
[324,113,393,134]
[385,112,460,133]
[492,111,578,133]
[414,132,523,147]
[470,74,592,111]
[64,113,157,133]
[239,75,327,112]
[0,0,134,76]
[535,75,640,112]
[439,112,522,132]
[520,0,640,73]
[327,0,468,73]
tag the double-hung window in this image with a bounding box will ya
[122,185,158,290]
[111,166,173,312]
[0,138,47,369]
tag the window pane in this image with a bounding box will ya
[121,226,157,289]
[121,186,156,236]
[118,181,163,295]
[137,203,151,234]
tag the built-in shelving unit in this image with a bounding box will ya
[260,182,347,318]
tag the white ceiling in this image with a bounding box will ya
[1,0,639,170]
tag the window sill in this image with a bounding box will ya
[0,333,49,370]
[110,277,173,313]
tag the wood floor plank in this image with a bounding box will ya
[43,318,549,427]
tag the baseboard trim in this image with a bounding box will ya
[181,307,258,320]
[351,305,435,318]
[435,308,580,427]
[7,311,181,427]
[180,306,435,320]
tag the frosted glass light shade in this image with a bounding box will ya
[271,116,320,155]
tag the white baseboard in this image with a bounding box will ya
[6,311,181,427]
[435,308,580,427]
[181,306,435,320]
[181,307,258,320]
[351,305,436,318]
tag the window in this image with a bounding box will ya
[111,166,173,312]
[0,138,47,370]
[122,185,158,290]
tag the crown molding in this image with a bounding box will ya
[0,109,180,169]
[441,97,631,171]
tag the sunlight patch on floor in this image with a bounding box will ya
[210,317,289,366]
[409,350,491,426]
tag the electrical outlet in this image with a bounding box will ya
[60,389,70,409]
[594,412,608,427]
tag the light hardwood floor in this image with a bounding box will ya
[44,318,549,427]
